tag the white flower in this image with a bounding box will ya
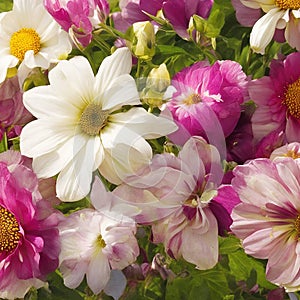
[0,0,71,85]
[240,0,300,54]
[20,47,177,201]
[58,177,139,295]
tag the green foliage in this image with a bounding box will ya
[0,0,12,12]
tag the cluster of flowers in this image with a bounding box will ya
[1,0,300,298]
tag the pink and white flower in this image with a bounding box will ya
[250,52,300,145]
[165,60,249,146]
[58,176,139,295]
[231,157,300,291]
[0,150,61,299]
[113,136,239,269]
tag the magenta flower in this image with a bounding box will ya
[44,0,109,47]
[0,76,33,141]
[114,137,239,269]
[58,176,139,295]
[165,60,248,146]
[0,150,61,299]
[231,157,300,290]
[162,0,213,39]
[251,52,300,145]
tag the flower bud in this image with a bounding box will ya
[131,21,155,60]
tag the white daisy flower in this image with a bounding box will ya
[240,0,300,54]
[0,0,72,85]
[20,47,177,202]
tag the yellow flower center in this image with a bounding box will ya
[275,0,300,9]
[294,215,300,236]
[10,28,41,61]
[282,78,300,118]
[184,93,201,105]
[79,103,108,136]
[0,206,20,252]
[284,150,300,159]
[95,234,106,249]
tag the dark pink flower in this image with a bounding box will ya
[44,0,109,47]
[165,60,249,146]
[251,52,300,145]
[162,0,213,39]
[0,76,33,140]
[0,150,61,299]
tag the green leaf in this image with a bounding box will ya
[219,235,241,255]
[0,132,8,153]
[0,0,12,12]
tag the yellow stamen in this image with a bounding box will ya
[10,28,41,61]
[184,93,201,105]
[0,206,20,252]
[294,215,300,236]
[282,77,300,119]
[284,150,300,159]
[275,0,300,9]
[95,234,106,249]
[79,103,108,136]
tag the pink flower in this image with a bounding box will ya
[113,137,239,269]
[58,176,139,295]
[44,0,109,47]
[270,142,300,160]
[251,52,300,145]
[231,157,300,290]
[0,150,61,299]
[112,0,163,32]
[162,0,213,39]
[165,60,249,146]
[0,76,33,140]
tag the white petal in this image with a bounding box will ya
[56,136,102,201]
[23,50,49,69]
[101,74,140,111]
[32,134,87,178]
[0,55,18,84]
[104,270,127,300]
[109,107,177,139]
[95,48,132,94]
[49,56,95,108]
[20,119,76,157]
[90,176,112,211]
[86,251,110,295]
[250,8,285,54]
[23,85,80,119]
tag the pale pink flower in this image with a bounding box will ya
[270,142,300,160]
[44,0,110,47]
[251,52,300,145]
[113,137,239,269]
[0,150,61,299]
[231,157,300,291]
[165,60,249,146]
[58,176,139,295]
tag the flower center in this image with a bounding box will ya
[0,206,20,252]
[282,78,300,118]
[275,0,300,9]
[184,93,201,105]
[294,215,300,236]
[285,150,300,159]
[10,28,41,61]
[79,103,108,136]
[95,234,106,249]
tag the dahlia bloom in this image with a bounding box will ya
[250,52,300,145]
[112,0,164,32]
[231,157,300,290]
[162,0,213,39]
[165,60,248,146]
[232,0,300,54]
[114,137,239,269]
[0,150,61,299]
[0,0,71,85]
[0,75,33,141]
[44,0,109,47]
[20,47,177,201]
[59,176,139,295]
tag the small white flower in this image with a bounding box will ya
[0,0,71,85]
[20,47,177,201]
